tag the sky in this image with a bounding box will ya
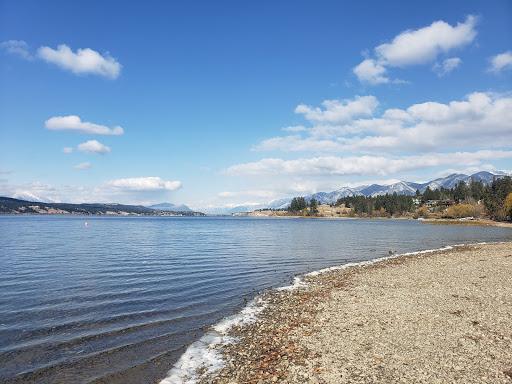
[0,0,511,211]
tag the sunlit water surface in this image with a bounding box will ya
[1,215,511,383]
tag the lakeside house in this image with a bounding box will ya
[425,199,456,211]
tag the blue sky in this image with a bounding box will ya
[0,0,511,210]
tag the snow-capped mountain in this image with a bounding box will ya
[148,202,193,212]
[205,171,508,214]
[260,171,507,212]
[421,173,468,190]
[359,181,419,197]
[469,171,504,184]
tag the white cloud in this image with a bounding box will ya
[375,16,477,67]
[63,147,73,154]
[0,40,32,59]
[0,179,182,205]
[253,92,512,153]
[218,191,236,198]
[74,162,92,170]
[433,57,462,76]
[282,125,307,133]
[45,115,124,135]
[295,95,378,123]
[77,140,111,154]
[488,51,512,73]
[218,190,276,199]
[6,182,61,203]
[107,177,182,191]
[353,16,477,84]
[226,150,512,177]
[37,44,121,78]
[353,59,390,85]
[254,135,346,152]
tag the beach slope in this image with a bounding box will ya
[203,243,512,383]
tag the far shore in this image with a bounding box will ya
[246,210,512,228]
[422,218,512,228]
[197,242,512,383]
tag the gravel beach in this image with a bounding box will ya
[200,242,512,384]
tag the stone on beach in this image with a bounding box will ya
[200,243,512,384]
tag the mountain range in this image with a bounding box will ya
[227,171,508,212]
[0,197,204,216]
[148,202,193,212]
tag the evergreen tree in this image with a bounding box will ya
[483,177,512,220]
[309,198,318,215]
[422,186,439,202]
[469,180,485,201]
[288,196,307,212]
[453,181,469,203]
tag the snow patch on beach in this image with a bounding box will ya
[159,297,266,384]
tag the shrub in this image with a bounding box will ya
[414,205,430,219]
[505,192,512,221]
[444,203,483,219]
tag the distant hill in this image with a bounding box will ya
[0,196,205,216]
[148,202,192,212]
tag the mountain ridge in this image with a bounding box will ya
[148,202,192,212]
[262,171,508,210]
[0,196,204,216]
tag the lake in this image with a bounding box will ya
[1,216,511,383]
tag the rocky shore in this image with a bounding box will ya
[197,242,512,384]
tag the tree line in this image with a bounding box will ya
[483,176,512,220]
[287,176,512,221]
[288,197,318,215]
[420,179,486,203]
[335,193,414,216]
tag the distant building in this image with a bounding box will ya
[425,199,456,212]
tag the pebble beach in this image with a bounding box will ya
[198,242,512,384]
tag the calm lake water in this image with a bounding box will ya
[1,215,511,383]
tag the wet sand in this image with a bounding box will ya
[199,242,512,383]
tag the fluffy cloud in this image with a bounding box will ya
[0,178,182,205]
[433,57,462,76]
[352,59,389,85]
[74,162,92,170]
[107,177,182,191]
[37,44,121,78]
[376,16,477,67]
[5,182,62,203]
[354,16,477,84]
[218,190,276,199]
[0,40,32,59]
[488,51,512,73]
[295,96,378,123]
[62,147,73,154]
[254,135,346,152]
[2,41,121,78]
[282,125,307,133]
[45,115,124,135]
[226,150,512,177]
[77,140,111,154]
[254,92,512,153]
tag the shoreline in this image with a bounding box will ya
[422,218,512,228]
[246,213,512,228]
[159,241,512,383]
